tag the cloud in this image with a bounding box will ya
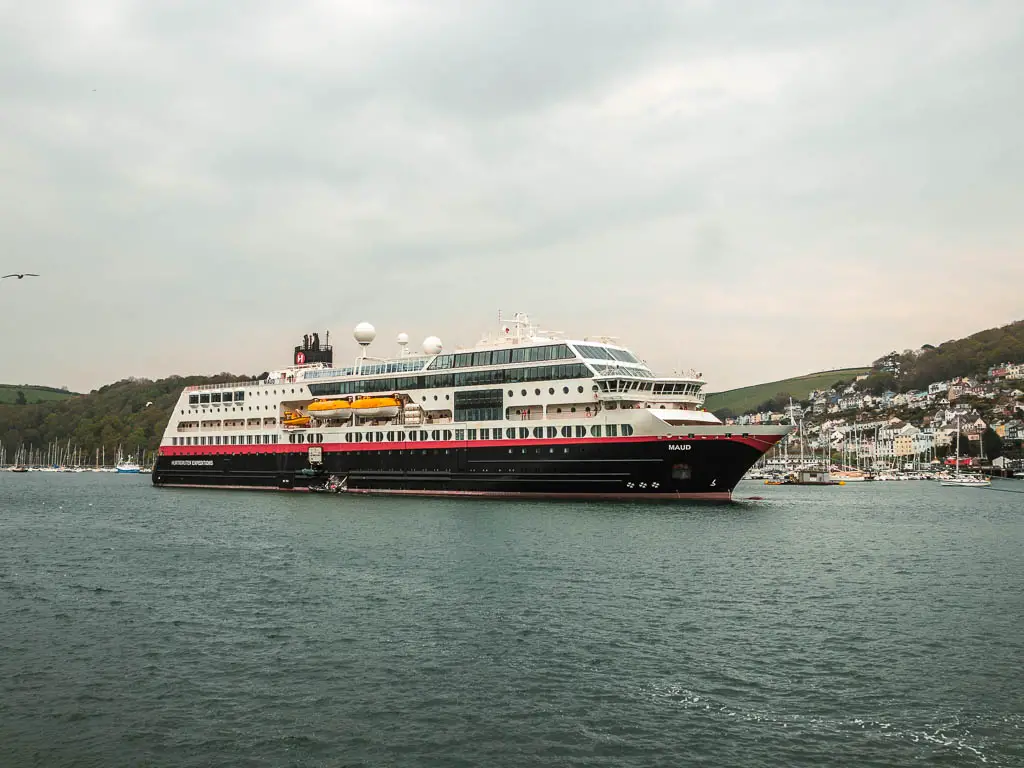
[0,1,1021,392]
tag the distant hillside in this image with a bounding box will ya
[0,374,252,463]
[0,384,78,405]
[894,319,1024,391]
[705,367,870,417]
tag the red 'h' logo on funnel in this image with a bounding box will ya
[296,352,306,364]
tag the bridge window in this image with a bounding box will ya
[188,394,199,406]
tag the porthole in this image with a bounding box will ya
[592,385,598,391]
[521,389,527,396]
[434,395,438,401]
[508,389,514,397]
[422,396,426,402]
[445,394,450,400]
[548,387,554,395]
[535,388,541,396]
[577,386,584,393]
[563,387,569,394]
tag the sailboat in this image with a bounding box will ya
[940,416,990,488]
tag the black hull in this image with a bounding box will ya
[153,435,781,501]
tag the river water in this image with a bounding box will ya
[1,473,1022,767]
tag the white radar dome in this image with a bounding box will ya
[354,322,376,345]
[422,336,443,355]
[396,332,409,345]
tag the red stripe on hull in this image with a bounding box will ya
[157,432,785,457]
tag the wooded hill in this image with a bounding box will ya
[864,319,1024,394]
[0,374,253,461]
[707,318,1023,418]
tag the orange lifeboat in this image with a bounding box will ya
[307,399,352,418]
[350,397,401,419]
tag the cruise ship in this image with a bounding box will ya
[153,313,790,500]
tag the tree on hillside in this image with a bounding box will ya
[14,390,26,405]
[981,427,1003,461]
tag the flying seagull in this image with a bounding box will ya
[2,273,39,279]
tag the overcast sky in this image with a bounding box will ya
[1,0,1022,393]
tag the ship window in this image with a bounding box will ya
[431,430,440,441]
[521,389,527,396]
[455,429,465,440]
[622,424,634,437]
[492,349,511,365]
[518,427,529,439]
[534,388,540,396]
[188,394,199,406]
[575,426,586,438]
[211,393,221,403]
[508,390,513,397]
[454,389,503,422]
[561,426,571,438]
[398,431,406,441]
[546,427,557,438]
[506,427,516,439]
[443,430,452,440]
[577,386,584,393]
[419,431,428,441]
[533,427,544,439]
[467,429,477,439]
[492,430,501,440]
[200,394,210,404]
[563,387,569,394]
[590,426,602,438]
[606,425,618,437]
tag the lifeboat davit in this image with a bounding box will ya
[307,399,352,419]
[351,397,400,419]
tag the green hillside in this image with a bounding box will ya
[0,384,78,405]
[705,367,870,417]
[0,373,252,464]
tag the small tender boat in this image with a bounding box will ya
[282,410,311,427]
[307,399,352,419]
[940,475,991,488]
[350,397,401,419]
